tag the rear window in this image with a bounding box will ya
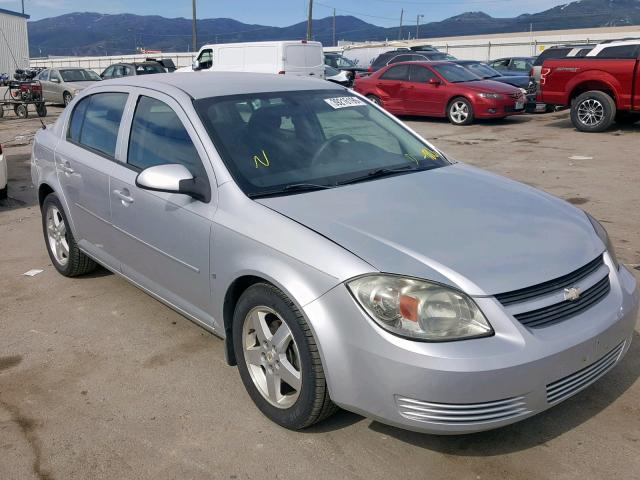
[133,63,165,75]
[595,45,639,59]
[68,92,128,158]
[285,45,322,68]
[534,48,571,66]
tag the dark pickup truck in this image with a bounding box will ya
[539,45,640,132]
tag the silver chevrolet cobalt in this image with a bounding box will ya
[31,73,638,434]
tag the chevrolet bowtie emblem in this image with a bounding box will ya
[564,287,582,301]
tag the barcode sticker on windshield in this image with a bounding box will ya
[324,97,366,109]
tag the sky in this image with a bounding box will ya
[1,0,573,24]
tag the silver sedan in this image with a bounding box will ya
[36,67,101,106]
[30,73,638,434]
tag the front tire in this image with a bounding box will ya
[41,193,96,277]
[63,91,73,107]
[447,97,474,125]
[232,283,337,430]
[571,91,616,133]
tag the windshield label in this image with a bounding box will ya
[324,97,365,109]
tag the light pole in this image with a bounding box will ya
[307,0,314,41]
[416,14,424,40]
[192,0,198,51]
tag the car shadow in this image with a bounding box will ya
[367,330,640,454]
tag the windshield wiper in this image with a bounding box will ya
[337,164,427,186]
[248,183,333,198]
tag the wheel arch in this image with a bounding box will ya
[38,182,55,209]
[569,80,617,105]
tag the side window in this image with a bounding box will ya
[102,66,114,78]
[490,59,510,69]
[39,70,50,81]
[409,65,436,83]
[128,96,205,178]
[113,66,126,78]
[67,93,128,158]
[125,66,135,76]
[380,64,410,81]
[198,49,213,69]
[388,54,411,65]
[510,59,529,72]
[50,70,61,82]
[596,45,639,59]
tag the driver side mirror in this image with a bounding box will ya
[428,77,441,86]
[192,59,201,71]
[135,164,210,202]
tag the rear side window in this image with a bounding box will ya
[380,64,410,80]
[595,45,639,59]
[128,96,205,178]
[534,48,571,66]
[68,92,128,158]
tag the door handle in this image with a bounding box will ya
[113,189,134,204]
[59,162,74,175]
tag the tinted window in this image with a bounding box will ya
[60,69,101,82]
[596,45,639,59]
[128,96,205,178]
[101,66,114,78]
[380,64,410,80]
[575,48,592,57]
[533,48,571,66]
[68,93,128,157]
[409,65,436,82]
[388,54,413,65]
[132,63,165,75]
[432,63,479,83]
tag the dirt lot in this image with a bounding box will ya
[1,108,639,480]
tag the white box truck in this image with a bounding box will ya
[177,41,325,78]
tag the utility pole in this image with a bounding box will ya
[21,0,25,14]
[192,0,198,52]
[398,9,403,40]
[416,14,424,40]
[332,8,336,46]
[307,0,314,41]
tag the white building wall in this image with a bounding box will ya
[0,10,29,76]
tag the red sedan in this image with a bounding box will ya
[354,61,526,125]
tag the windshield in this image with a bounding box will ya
[59,69,101,82]
[462,62,500,79]
[432,63,480,83]
[195,90,449,197]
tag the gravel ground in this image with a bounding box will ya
[1,107,639,480]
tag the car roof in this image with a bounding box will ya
[97,72,344,99]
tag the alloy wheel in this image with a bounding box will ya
[450,101,469,124]
[46,205,69,266]
[242,306,302,409]
[577,99,604,126]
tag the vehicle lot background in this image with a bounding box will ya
[1,108,639,480]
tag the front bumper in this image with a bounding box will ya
[474,96,525,118]
[304,263,638,434]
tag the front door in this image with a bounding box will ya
[405,65,448,116]
[108,91,215,324]
[55,91,129,268]
[376,64,410,113]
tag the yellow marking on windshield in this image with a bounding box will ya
[421,148,439,161]
[404,153,419,165]
[253,150,270,168]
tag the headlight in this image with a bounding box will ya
[347,275,493,341]
[586,212,619,270]
[478,92,504,99]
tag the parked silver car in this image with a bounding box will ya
[31,73,638,434]
[36,67,102,106]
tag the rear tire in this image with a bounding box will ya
[570,91,616,133]
[41,193,96,277]
[447,97,474,125]
[232,283,338,430]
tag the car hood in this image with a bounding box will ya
[65,81,99,90]
[461,79,520,95]
[256,164,603,296]
[490,76,530,89]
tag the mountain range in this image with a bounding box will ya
[28,0,640,57]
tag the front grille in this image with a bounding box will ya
[546,341,625,404]
[395,395,530,425]
[513,275,610,328]
[496,255,604,306]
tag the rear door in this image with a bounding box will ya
[284,43,324,77]
[108,90,215,323]
[405,64,445,115]
[37,70,52,102]
[376,64,410,113]
[55,91,129,268]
